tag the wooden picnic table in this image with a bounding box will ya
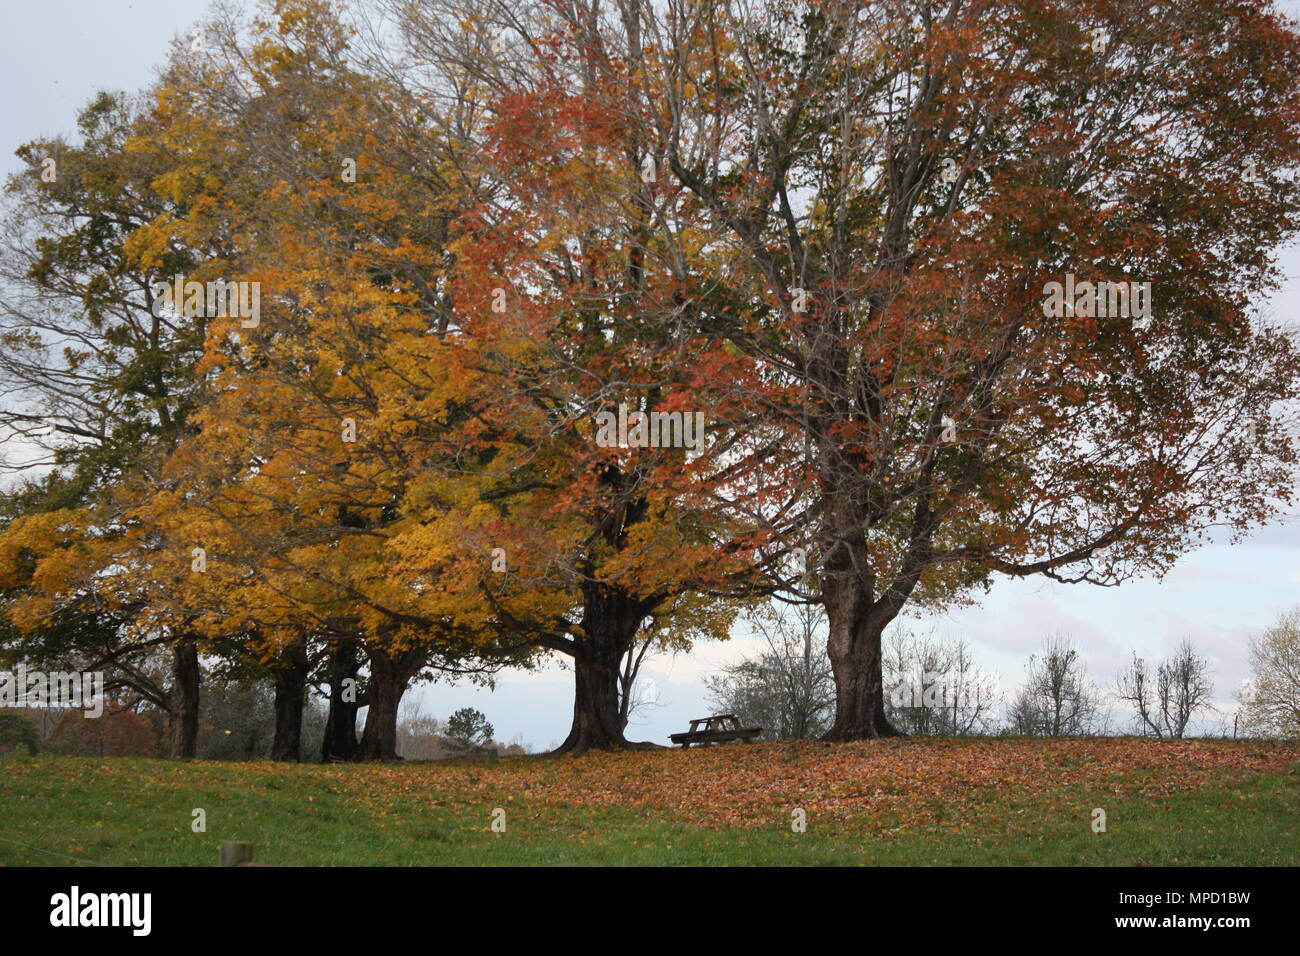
[669,713,762,747]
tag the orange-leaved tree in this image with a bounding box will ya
[612,0,1300,739]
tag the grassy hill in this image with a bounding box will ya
[1,737,1296,866]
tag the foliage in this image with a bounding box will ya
[445,707,495,753]
[46,709,156,758]
[1239,606,1300,737]
[0,711,39,755]
[4,0,1300,751]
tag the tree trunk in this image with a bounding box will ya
[271,637,309,762]
[168,634,200,759]
[322,638,362,762]
[556,646,629,754]
[357,660,402,762]
[357,644,424,761]
[551,585,649,756]
[820,562,901,742]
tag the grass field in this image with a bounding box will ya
[1,737,1296,866]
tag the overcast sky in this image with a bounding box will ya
[4,1,1300,750]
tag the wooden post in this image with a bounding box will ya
[219,841,253,867]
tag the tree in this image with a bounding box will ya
[10,0,1300,754]
[0,87,215,757]
[705,602,836,740]
[1238,607,1300,737]
[445,706,494,752]
[884,629,999,735]
[268,633,312,762]
[1011,634,1105,737]
[331,0,779,754]
[395,705,447,760]
[1114,639,1214,738]
[617,616,690,731]
[95,0,527,762]
[319,636,365,762]
[614,0,1300,740]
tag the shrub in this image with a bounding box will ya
[0,711,40,755]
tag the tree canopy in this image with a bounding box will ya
[3,0,1300,754]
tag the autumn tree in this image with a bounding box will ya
[0,2,453,763]
[12,0,1299,759]
[135,0,541,760]
[335,0,787,753]
[0,88,219,757]
[605,0,1300,739]
[1238,606,1300,737]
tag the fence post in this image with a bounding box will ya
[219,841,253,867]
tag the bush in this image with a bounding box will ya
[0,711,39,755]
[46,709,157,757]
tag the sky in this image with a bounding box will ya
[2,1,1299,751]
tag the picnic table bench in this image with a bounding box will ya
[669,714,762,747]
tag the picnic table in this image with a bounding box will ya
[669,713,761,747]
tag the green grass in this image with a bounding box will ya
[1,745,1296,866]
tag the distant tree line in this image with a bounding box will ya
[706,604,1300,741]
[0,679,520,760]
